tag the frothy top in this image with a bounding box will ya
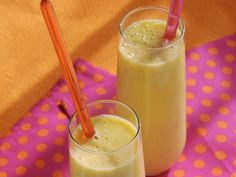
[119,19,183,64]
[70,115,138,169]
[73,115,136,152]
[123,19,180,49]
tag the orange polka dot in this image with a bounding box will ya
[215,134,228,143]
[224,54,235,63]
[190,53,200,60]
[21,123,31,131]
[56,112,67,120]
[35,159,46,168]
[94,103,104,110]
[59,85,68,93]
[78,80,85,89]
[187,92,195,100]
[0,172,7,177]
[53,153,64,163]
[199,113,210,122]
[219,93,231,101]
[18,136,29,145]
[204,72,215,80]
[214,151,227,160]
[193,160,205,169]
[54,137,65,146]
[194,144,207,154]
[17,151,28,160]
[208,47,218,55]
[40,103,50,112]
[56,124,66,132]
[221,80,231,88]
[77,65,87,73]
[222,66,233,75]
[37,129,49,137]
[186,105,194,114]
[201,99,212,107]
[216,120,228,129]
[233,159,236,167]
[93,73,104,82]
[0,142,11,151]
[211,167,223,176]
[226,39,236,48]
[234,142,236,148]
[52,170,63,177]
[218,106,229,115]
[178,154,186,162]
[188,66,198,73]
[36,143,48,152]
[231,173,236,177]
[96,87,107,95]
[234,129,236,134]
[173,169,185,177]
[38,117,48,125]
[196,128,208,136]
[0,158,8,167]
[201,85,213,94]
[187,79,196,86]
[206,59,216,67]
[15,166,27,175]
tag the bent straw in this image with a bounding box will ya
[40,0,95,138]
[164,0,184,40]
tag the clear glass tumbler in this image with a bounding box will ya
[117,6,186,175]
[68,100,145,177]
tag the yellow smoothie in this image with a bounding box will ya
[69,115,145,177]
[117,19,186,174]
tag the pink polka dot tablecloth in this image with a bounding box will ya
[0,34,236,177]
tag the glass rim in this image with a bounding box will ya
[119,6,185,51]
[68,99,141,155]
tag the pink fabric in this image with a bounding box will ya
[0,34,236,177]
[165,34,236,177]
[0,60,116,177]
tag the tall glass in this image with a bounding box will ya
[117,6,186,175]
[68,100,145,177]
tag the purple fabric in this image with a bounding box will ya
[0,34,236,177]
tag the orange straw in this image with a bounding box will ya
[40,0,95,138]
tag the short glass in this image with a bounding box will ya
[117,6,186,175]
[68,100,145,177]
